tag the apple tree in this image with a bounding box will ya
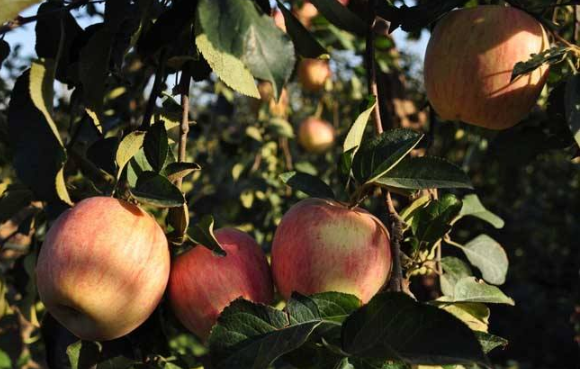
[0,0,578,368]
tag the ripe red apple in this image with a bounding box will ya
[298,58,332,92]
[36,197,170,341]
[424,5,550,130]
[271,198,391,303]
[168,228,274,340]
[298,117,335,153]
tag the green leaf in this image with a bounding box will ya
[399,195,430,225]
[440,257,473,297]
[79,25,114,132]
[208,299,321,369]
[164,162,201,183]
[352,128,423,184]
[511,45,568,82]
[565,73,580,149]
[8,69,66,203]
[188,215,226,256]
[130,171,185,208]
[411,194,463,246]
[144,121,169,172]
[374,157,473,190]
[268,117,295,138]
[0,186,33,224]
[0,40,10,67]
[458,194,504,229]
[0,0,43,24]
[276,1,328,59]
[280,171,335,199]
[439,302,489,333]
[116,131,146,179]
[56,165,74,206]
[341,292,490,367]
[310,292,362,324]
[197,0,296,99]
[67,341,100,369]
[0,349,10,369]
[439,277,515,305]
[450,235,509,286]
[29,59,64,146]
[474,331,508,354]
[343,97,376,155]
[195,32,259,98]
[309,0,366,35]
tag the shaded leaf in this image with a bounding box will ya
[30,59,63,146]
[0,40,10,68]
[130,171,185,208]
[565,73,580,148]
[208,299,321,369]
[411,194,462,246]
[440,302,489,332]
[511,46,568,82]
[144,121,169,172]
[458,194,504,229]
[268,117,295,138]
[474,331,508,354]
[0,186,33,224]
[276,1,328,59]
[352,129,423,184]
[188,215,226,256]
[440,257,473,297]
[309,0,366,35]
[342,292,490,367]
[374,157,472,190]
[164,162,201,183]
[280,171,335,199]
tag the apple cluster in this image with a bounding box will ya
[36,196,392,342]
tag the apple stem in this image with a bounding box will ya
[176,67,192,189]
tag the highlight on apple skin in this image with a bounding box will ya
[297,58,332,93]
[168,228,274,341]
[271,198,392,303]
[36,197,170,341]
[424,5,550,130]
[298,117,335,153]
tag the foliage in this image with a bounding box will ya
[0,0,578,368]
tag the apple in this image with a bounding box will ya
[298,117,335,153]
[36,197,170,341]
[273,9,286,33]
[168,228,274,340]
[271,198,391,303]
[257,81,289,117]
[298,58,331,92]
[294,1,318,27]
[424,5,550,130]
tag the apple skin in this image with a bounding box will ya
[271,198,391,303]
[298,117,335,153]
[294,1,318,27]
[36,197,170,341]
[424,5,549,130]
[273,9,286,33]
[168,228,274,340]
[257,81,289,117]
[298,59,331,92]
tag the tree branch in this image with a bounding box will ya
[365,0,383,134]
[386,191,404,292]
[176,68,191,189]
[141,49,168,131]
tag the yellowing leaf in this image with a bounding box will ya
[29,59,64,147]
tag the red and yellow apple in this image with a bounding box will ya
[294,1,318,27]
[271,198,391,303]
[298,59,332,92]
[168,228,274,340]
[424,5,550,130]
[36,197,170,341]
[298,117,335,153]
[273,9,286,33]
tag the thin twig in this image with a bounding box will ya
[176,69,191,189]
[0,0,101,35]
[141,49,168,131]
[365,0,383,134]
[280,137,293,171]
[386,191,404,292]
